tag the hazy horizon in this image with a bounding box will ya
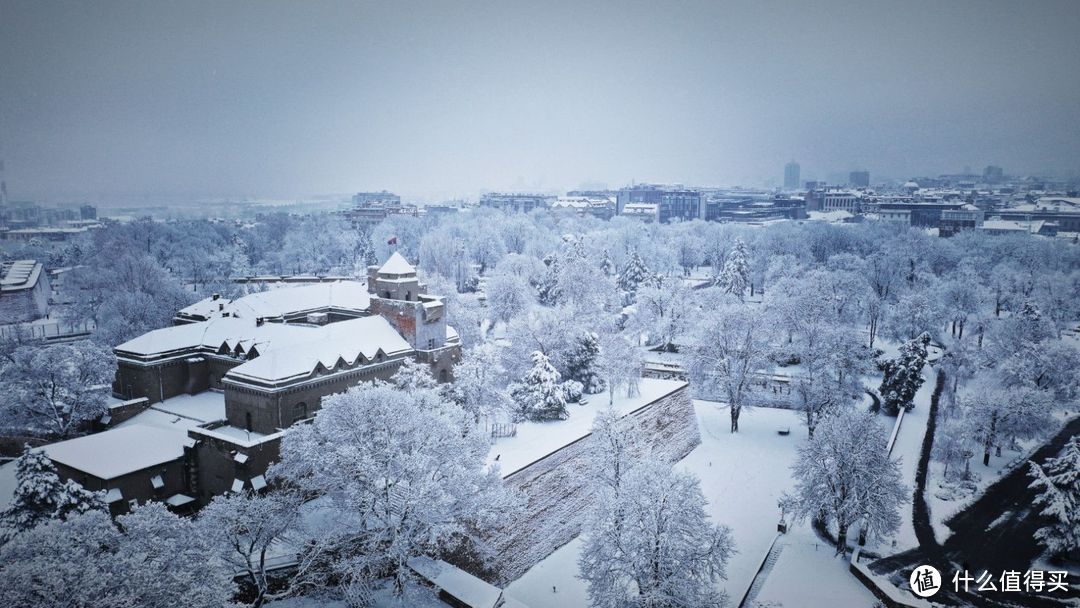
[2,0,1080,203]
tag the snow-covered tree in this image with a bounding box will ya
[537,254,563,306]
[617,250,651,295]
[0,449,105,543]
[200,489,327,607]
[962,383,1055,467]
[272,383,518,597]
[0,341,115,437]
[448,343,514,421]
[596,333,643,406]
[0,505,234,608]
[884,290,943,342]
[485,272,533,324]
[931,417,976,480]
[878,332,930,415]
[579,459,735,608]
[687,303,773,432]
[390,358,438,391]
[585,408,646,497]
[785,409,908,554]
[566,332,606,394]
[510,351,570,421]
[716,237,750,301]
[997,340,1080,399]
[627,277,695,352]
[1028,438,1080,558]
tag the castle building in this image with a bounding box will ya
[51,254,459,512]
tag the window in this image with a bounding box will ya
[427,338,435,349]
[439,369,449,383]
[245,412,253,432]
[293,402,307,423]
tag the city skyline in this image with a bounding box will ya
[2,0,1079,203]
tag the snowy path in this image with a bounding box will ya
[875,365,935,552]
[753,525,879,608]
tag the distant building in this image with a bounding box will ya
[805,188,861,213]
[849,171,870,188]
[784,161,801,190]
[995,197,1080,233]
[352,190,401,206]
[79,204,97,220]
[0,259,51,323]
[621,203,660,223]
[983,165,1004,184]
[478,193,553,214]
[616,185,703,222]
[939,205,985,236]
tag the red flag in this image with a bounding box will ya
[387,235,398,245]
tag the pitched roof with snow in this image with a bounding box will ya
[115,317,310,359]
[224,316,412,387]
[179,281,372,323]
[41,425,188,480]
[378,252,415,276]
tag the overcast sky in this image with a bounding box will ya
[2,0,1079,203]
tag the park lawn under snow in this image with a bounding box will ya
[505,402,811,607]
[753,525,879,608]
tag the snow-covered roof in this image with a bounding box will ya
[407,556,502,608]
[378,252,415,276]
[41,424,188,480]
[116,317,310,359]
[0,260,43,291]
[177,281,372,322]
[226,316,412,386]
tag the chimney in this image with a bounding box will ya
[212,293,220,301]
[256,317,264,327]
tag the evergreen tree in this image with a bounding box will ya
[1028,438,1080,557]
[537,254,562,306]
[716,238,751,300]
[878,332,930,415]
[600,249,616,277]
[0,449,105,543]
[566,332,606,394]
[617,250,651,294]
[510,351,569,421]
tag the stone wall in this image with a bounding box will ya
[479,384,700,585]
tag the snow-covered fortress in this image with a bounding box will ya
[44,254,460,511]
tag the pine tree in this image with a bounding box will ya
[716,238,750,300]
[510,351,569,421]
[878,332,930,415]
[0,449,105,543]
[537,254,562,305]
[617,251,651,294]
[1028,438,1080,557]
[566,332,606,394]
[600,249,615,277]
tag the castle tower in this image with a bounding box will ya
[367,253,448,353]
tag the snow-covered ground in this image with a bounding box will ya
[753,525,879,607]
[506,403,814,607]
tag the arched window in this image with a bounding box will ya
[245,412,253,432]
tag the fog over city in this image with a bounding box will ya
[2,0,1080,202]
[2,2,1080,608]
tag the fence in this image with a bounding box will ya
[0,320,94,341]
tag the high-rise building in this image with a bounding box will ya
[983,165,1004,184]
[849,170,870,188]
[784,161,800,190]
